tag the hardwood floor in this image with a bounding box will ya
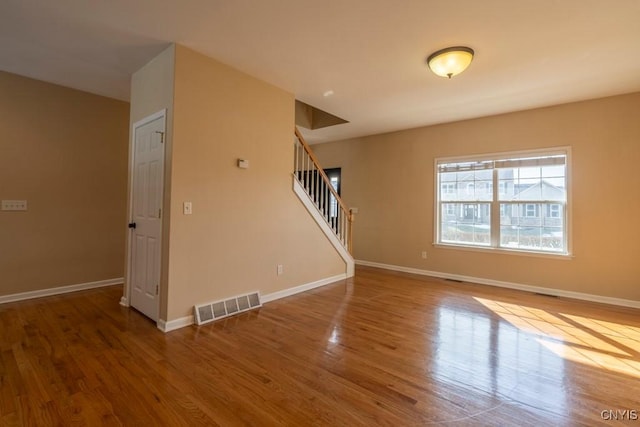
[1,266,639,426]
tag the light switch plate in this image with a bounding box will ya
[183,201,192,215]
[2,200,27,211]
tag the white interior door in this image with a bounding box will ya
[129,113,165,321]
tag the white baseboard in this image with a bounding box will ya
[262,273,347,303]
[355,260,640,309]
[0,278,124,305]
[119,296,129,307]
[155,274,347,333]
[157,315,194,333]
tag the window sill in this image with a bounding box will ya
[433,242,573,260]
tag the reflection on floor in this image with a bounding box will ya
[435,306,567,418]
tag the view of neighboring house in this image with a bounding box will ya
[439,161,567,251]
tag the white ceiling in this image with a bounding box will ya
[2,0,639,143]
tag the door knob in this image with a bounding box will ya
[128,222,137,229]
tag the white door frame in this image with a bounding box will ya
[122,109,167,322]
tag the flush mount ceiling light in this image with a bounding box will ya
[427,46,474,79]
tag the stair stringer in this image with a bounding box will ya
[293,176,354,278]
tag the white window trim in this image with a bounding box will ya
[433,241,574,260]
[433,146,572,258]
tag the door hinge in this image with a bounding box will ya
[155,131,165,143]
[158,208,162,219]
[156,285,159,295]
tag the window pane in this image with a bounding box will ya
[519,166,541,180]
[541,165,565,179]
[439,174,493,202]
[513,178,540,200]
[498,168,516,201]
[440,171,457,182]
[440,183,457,201]
[499,203,564,252]
[458,171,474,182]
[544,177,566,190]
[442,203,457,218]
[475,180,492,201]
[498,168,518,180]
[474,169,492,180]
[499,168,566,201]
[500,225,542,250]
[440,203,490,246]
[542,226,564,251]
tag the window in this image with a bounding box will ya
[436,148,569,255]
[547,204,561,218]
[524,204,539,218]
[498,182,506,196]
[441,183,456,194]
[466,183,475,195]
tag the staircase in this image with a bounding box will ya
[293,128,354,277]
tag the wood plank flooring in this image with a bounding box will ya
[1,265,639,426]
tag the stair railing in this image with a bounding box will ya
[293,128,353,253]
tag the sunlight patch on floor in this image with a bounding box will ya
[560,313,640,352]
[474,297,640,378]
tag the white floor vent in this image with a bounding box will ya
[194,292,262,325]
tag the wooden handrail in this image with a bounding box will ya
[294,128,350,214]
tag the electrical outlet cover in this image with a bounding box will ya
[1,200,27,211]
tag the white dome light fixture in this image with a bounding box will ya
[427,46,474,79]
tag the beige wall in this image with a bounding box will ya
[128,44,175,319]
[0,71,129,296]
[314,93,640,301]
[129,45,345,322]
[167,45,344,320]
